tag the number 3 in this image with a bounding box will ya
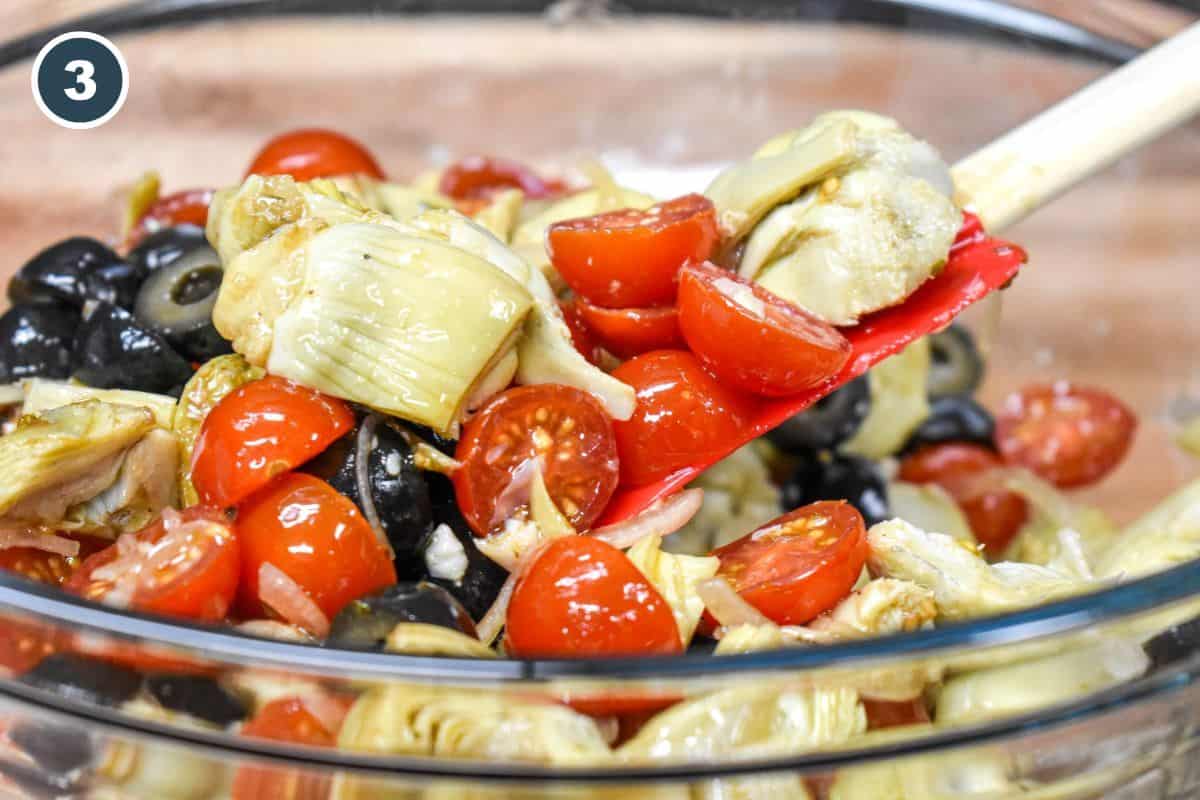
[64,59,96,101]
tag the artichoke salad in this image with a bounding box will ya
[0,119,1191,791]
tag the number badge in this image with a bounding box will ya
[31,31,128,130]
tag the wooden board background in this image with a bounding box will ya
[0,2,1197,522]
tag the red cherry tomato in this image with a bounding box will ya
[454,385,619,536]
[65,507,239,622]
[190,376,355,509]
[506,536,682,658]
[232,696,345,800]
[0,536,106,586]
[677,262,851,396]
[610,350,758,487]
[125,188,215,250]
[70,637,220,677]
[439,155,565,200]
[235,473,396,621]
[898,443,1028,554]
[558,300,603,365]
[246,128,384,181]
[863,697,930,730]
[995,383,1137,488]
[713,501,868,626]
[575,300,685,360]
[547,194,719,308]
[0,619,63,676]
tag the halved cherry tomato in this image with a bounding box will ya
[65,507,239,622]
[506,536,682,658]
[863,697,930,730]
[995,383,1137,488]
[235,473,396,621]
[69,637,219,677]
[454,384,619,536]
[246,128,384,181]
[559,300,603,365]
[575,300,685,360]
[0,535,106,587]
[610,350,758,487]
[439,156,565,200]
[547,194,719,308]
[713,501,868,626]
[557,690,682,719]
[677,262,851,396]
[898,442,1028,553]
[125,188,215,250]
[190,376,355,509]
[0,618,62,676]
[232,696,345,800]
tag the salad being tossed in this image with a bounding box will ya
[0,114,1194,786]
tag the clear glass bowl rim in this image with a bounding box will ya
[2,0,1197,780]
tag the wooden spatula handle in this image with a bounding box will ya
[951,21,1200,232]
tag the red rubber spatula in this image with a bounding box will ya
[599,22,1200,525]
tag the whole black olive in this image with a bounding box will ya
[133,240,232,362]
[902,395,997,454]
[304,414,434,576]
[20,653,142,707]
[327,581,476,651]
[927,324,985,399]
[9,237,143,310]
[144,674,247,727]
[781,452,890,527]
[0,304,77,382]
[8,720,93,778]
[126,224,208,276]
[71,302,193,394]
[423,473,507,620]
[1144,615,1200,670]
[767,376,870,454]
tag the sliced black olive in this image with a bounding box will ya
[9,237,143,310]
[71,302,193,394]
[927,324,985,399]
[781,451,890,527]
[20,653,142,707]
[144,675,247,727]
[767,375,870,454]
[328,581,476,651]
[126,224,208,276]
[133,241,232,362]
[902,395,997,454]
[1144,615,1200,670]
[0,304,77,383]
[8,720,93,777]
[404,422,459,456]
[423,472,507,620]
[304,414,434,576]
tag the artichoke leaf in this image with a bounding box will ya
[626,534,719,646]
[22,380,176,428]
[1097,477,1200,580]
[470,188,524,242]
[669,443,782,554]
[383,623,498,658]
[843,338,931,459]
[887,481,975,544]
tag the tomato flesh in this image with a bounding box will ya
[558,300,603,365]
[246,128,384,181]
[506,536,682,658]
[995,383,1137,488]
[125,189,214,250]
[0,536,105,586]
[454,384,619,536]
[235,473,396,621]
[190,375,355,509]
[575,300,685,360]
[611,350,758,487]
[898,442,1028,554]
[547,194,719,308]
[232,696,343,800]
[677,262,851,396]
[439,156,565,200]
[0,618,62,676]
[65,507,239,622]
[713,501,868,626]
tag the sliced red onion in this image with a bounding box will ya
[589,489,704,550]
[258,563,330,638]
[490,457,539,529]
[0,528,80,558]
[697,576,772,629]
[476,569,519,647]
[235,619,315,643]
[353,414,391,555]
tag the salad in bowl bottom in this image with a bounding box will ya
[0,3,1199,798]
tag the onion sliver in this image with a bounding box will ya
[697,576,772,629]
[258,562,330,638]
[589,489,704,550]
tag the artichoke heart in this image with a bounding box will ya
[710,111,960,325]
[0,400,177,534]
[22,379,176,428]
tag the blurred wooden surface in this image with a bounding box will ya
[0,6,1197,522]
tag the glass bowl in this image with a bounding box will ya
[1,2,1199,797]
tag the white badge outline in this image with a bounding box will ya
[31,31,129,130]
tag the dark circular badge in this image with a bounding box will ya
[31,32,128,129]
